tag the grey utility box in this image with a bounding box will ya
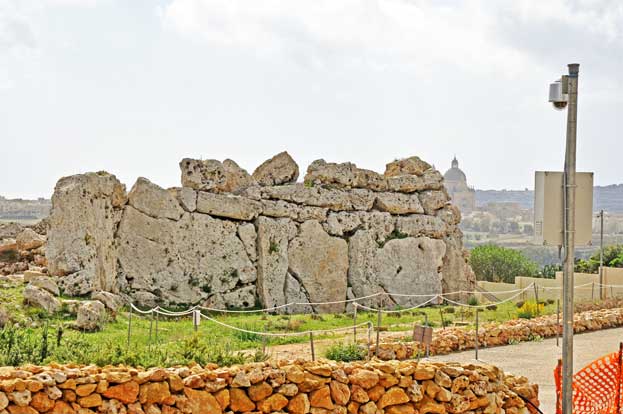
[534,171,594,246]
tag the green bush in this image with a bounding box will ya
[467,296,479,306]
[325,343,366,362]
[470,244,539,283]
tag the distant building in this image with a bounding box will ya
[444,157,475,213]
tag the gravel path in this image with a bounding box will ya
[431,327,623,414]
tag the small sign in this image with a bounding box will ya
[413,325,433,345]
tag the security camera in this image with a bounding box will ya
[549,79,568,111]
[552,101,567,110]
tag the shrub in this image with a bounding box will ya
[444,307,456,314]
[486,304,498,311]
[470,244,539,283]
[325,343,366,362]
[517,301,544,319]
[467,296,479,306]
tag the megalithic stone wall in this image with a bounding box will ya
[46,152,475,312]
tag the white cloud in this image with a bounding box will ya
[160,0,540,77]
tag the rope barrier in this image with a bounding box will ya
[128,278,612,317]
[199,314,371,338]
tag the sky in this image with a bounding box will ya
[1,0,622,199]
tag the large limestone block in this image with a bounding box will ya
[16,229,45,251]
[260,200,328,223]
[386,170,444,193]
[440,231,476,295]
[257,185,375,211]
[46,172,127,294]
[128,177,184,220]
[204,285,257,310]
[384,156,432,177]
[395,215,449,239]
[419,190,449,215]
[179,158,226,191]
[304,159,387,191]
[252,151,299,186]
[222,159,257,193]
[23,284,60,313]
[288,221,348,313]
[75,300,106,331]
[284,273,313,313]
[29,276,60,296]
[117,207,256,307]
[256,216,297,311]
[324,211,395,240]
[196,192,262,221]
[348,231,446,307]
[168,187,197,212]
[374,193,424,215]
[237,223,257,262]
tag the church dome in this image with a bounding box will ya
[444,157,467,182]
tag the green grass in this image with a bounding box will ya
[0,296,562,368]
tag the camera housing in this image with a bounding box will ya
[549,78,568,111]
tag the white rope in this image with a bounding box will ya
[539,282,594,291]
[443,284,535,308]
[199,314,370,337]
[355,295,440,313]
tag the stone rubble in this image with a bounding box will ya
[371,307,623,360]
[44,153,475,311]
[0,359,538,414]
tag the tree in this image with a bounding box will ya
[469,244,539,283]
[574,245,623,273]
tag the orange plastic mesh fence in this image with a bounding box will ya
[555,346,623,414]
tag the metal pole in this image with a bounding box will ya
[600,210,604,300]
[534,283,539,304]
[439,308,445,330]
[562,62,579,414]
[353,304,358,343]
[149,312,153,345]
[556,299,560,346]
[155,312,159,343]
[475,309,479,360]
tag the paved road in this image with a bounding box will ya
[432,327,623,414]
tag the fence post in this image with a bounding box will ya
[556,299,560,346]
[534,283,539,303]
[475,309,479,360]
[367,322,372,360]
[439,308,445,330]
[353,303,358,343]
[148,311,153,345]
[309,332,315,361]
[424,313,430,358]
[375,297,383,358]
[193,310,200,332]
[127,304,133,350]
[591,282,595,302]
[155,312,159,343]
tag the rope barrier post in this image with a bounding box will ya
[262,325,267,355]
[367,321,372,360]
[591,282,595,302]
[556,299,560,346]
[424,313,430,358]
[309,332,315,361]
[534,283,539,304]
[353,303,358,344]
[439,308,445,330]
[126,305,133,351]
[475,309,479,361]
[148,311,153,346]
[375,296,383,358]
[155,312,159,343]
[193,310,200,332]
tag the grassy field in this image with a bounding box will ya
[0,275,560,367]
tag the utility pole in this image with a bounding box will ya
[599,210,604,299]
[562,63,579,414]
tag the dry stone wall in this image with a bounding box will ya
[46,153,475,311]
[0,360,538,414]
